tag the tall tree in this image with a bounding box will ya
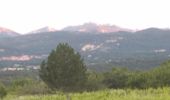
[39,43,87,92]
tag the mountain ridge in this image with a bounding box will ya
[28,26,57,34]
[1,23,170,35]
[0,28,170,70]
[62,22,133,33]
[0,27,20,38]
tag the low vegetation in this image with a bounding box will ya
[0,83,7,99]
[4,87,170,100]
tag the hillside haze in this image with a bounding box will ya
[0,24,170,71]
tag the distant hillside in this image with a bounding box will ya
[0,28,170,71]
[0,27,20,38]
[62,23,132,33]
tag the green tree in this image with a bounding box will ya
[148,60,170,88]
[85,71,106,91]
[102,67,130,89]
[0,83,7,99]
[127,72,149,89]
[39,43,87,93]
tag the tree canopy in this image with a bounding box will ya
[39,43,87,92]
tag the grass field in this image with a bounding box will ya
[4,87,170,100]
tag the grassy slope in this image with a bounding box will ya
[4,87,170,100]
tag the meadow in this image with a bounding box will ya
[4,87,170,100]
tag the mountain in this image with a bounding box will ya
[0,28,170,71]
[62,23,132,33]
[0,27,20,38]
[29,26,57,34]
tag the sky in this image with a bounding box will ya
[0,0,170,34]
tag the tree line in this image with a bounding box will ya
[39,43,170,92]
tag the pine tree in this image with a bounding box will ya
[39,43,87,92]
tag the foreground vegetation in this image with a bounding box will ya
[1,43,170,100]
[4,87,170,100]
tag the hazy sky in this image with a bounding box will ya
[0,0,169,34]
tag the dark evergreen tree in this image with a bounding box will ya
[39,43,87,92]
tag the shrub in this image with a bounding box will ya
[0,83,7,99]
[10,78,52,95]
[85,71,106,91]
[103,67,130,89]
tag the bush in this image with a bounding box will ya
[148,61,170,88]
[127,72,149,89]
[85,71,106,91]
[102,67,130,89]
[10,78,52,95]
[0,83,7,99]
